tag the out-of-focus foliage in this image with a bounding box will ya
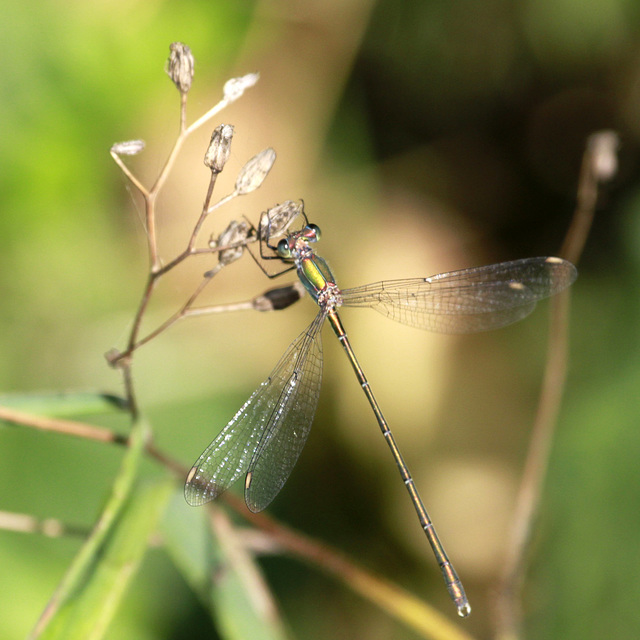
[1,0,639,639]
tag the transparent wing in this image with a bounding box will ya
[245,312,324,512]
[341,257,577,334]
[184,311,325,511]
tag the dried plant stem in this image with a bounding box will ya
[107,237,265,371]
[559,134,616,265]
[189,173,219,250]
[209,507,288,637]
[130,277,212,352]
[0,405,128,445]
[145,94,237,225]
[204,190,238,217]
[111,179,254,373]
[0,405,185,477]
[124,274,158,357]
[156,236,255,277]
[494,131,618,639]
[186,97,235,136]
[182,300,254,317]
[120,355,139,419]
[179,91,188,133]
[0,510,89,539]
[495,291,571,640]
[109,152,149,196]
[147,92,229,260]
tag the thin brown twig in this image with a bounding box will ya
[494,131,619,639]
[0,403,187,481]
[0,510,90,539]
[109,151,149,197]
[110,217,251,367]
[560,131,619,264]
[120,356,139,420]
[125,274,158,356]
[112,102,192,351]
[208,507,288,636]
[495,292,572,640]
[115,240,261,358]
[185,97,234,135]
[130,278,213,353]
[188,173,219,251]
[179,91,188,133]
[145,194,161,273]
[154,234,256,277]
[114,234,254,364]
[0,405,128,444]
[110,167,256,368]
[182,300,254,317]
[110,172,270,380]
[204,190,238,217]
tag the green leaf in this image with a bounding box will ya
[161,490,214,604]
[29,419,172,640]
[163,496,289,640]
[0,391,127,418]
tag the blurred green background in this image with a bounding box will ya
[1,0,640,638]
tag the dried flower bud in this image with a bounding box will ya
[110,140,145,156]
[259,200,303,241]
[223,73,259,103]
[252,282,305,312]
[204,124,234,173]
[588,130,619,182]
[105,348,123,368]
[216,220,250,266]
[166,42,194,93]
[235,148,276,195]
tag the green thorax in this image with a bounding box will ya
[297,254,336,301]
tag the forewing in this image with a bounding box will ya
[245,312,325,512]
[341,257,577,333]
[184,312,323,507]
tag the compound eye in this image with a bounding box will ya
[277,238,291,258]
[307,224,321,242]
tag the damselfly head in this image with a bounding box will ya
[303,224,321,242]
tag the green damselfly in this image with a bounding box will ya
[185,210,577,616]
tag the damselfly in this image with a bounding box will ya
[185,211,577,617]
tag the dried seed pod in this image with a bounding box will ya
[252,282,305,312]
[223,73,259,102]
[588,130,619,182]
[110,140,145,156]
[259,200,303,241]
[216,220,250,266]
[235,148,276,195]
[204,124,234,173]
[166,42,195,94]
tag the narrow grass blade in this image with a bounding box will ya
[29,419,169,640]
[163,495,289,640]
